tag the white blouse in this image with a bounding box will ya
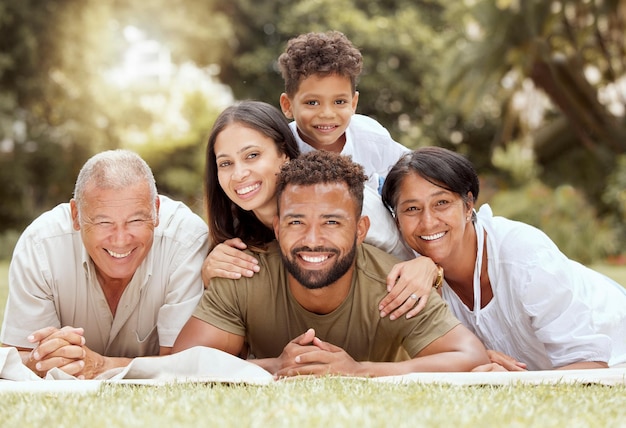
[442,204,626,370]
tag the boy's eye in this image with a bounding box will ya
[335,100,347,105]
[305,100,319,106]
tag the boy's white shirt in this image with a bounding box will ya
[289,114,410,191]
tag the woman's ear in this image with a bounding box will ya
[466,191,475,220]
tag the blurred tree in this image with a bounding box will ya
[443,0,626,207]
[0,0,120,232]
[211,0,468,149]
[0,0,234,236]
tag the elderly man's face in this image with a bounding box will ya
[274,182,368,289]
[71,181,159,287]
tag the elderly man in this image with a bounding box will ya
[1,149,208,379]
[173,151,488,377]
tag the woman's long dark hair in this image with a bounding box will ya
[205,101,300,249]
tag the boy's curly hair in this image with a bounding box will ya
[276,151,367,216]
[278,31,363,97]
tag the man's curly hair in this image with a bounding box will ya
[278,31,363,97]
[276,151,367,216]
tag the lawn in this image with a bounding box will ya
[1,260,626,427]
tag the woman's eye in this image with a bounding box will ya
[217,161,231,168]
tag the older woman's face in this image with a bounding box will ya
[394,172,473,265]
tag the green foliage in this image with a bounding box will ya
[603,155,626,221]
[213,0,461,150]
[0,230,19,261]
[0,0,122,231]
[603,154,626,250]
[491,140,540,186]
[489,181,617,264]
[2,0,626,258]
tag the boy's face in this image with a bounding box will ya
[280,74,358,153]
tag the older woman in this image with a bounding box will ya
[382,146,626,371]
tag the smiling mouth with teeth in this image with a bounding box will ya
[107,249,132,258]
[421,232,446,241]
[301,254,330,263]
[236,183,260,195]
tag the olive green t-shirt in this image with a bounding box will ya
[193,241,459,361]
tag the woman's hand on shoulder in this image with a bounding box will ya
[379,257,437,320]
[202,238,260,288]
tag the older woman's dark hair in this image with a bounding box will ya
[205,100,300,249]
[381,147,480,215]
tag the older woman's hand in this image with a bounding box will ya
[379,256,438,320]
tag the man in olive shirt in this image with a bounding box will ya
[174,151,488,377]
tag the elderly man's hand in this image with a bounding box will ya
[26,326,86,377]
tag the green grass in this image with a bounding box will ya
[1,260,626,427]
[1,380,626,427]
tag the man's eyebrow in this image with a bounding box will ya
[282,212,346,220]
[282,213,305,219]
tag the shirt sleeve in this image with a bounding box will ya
[401,289,460,358]
[155,202,209,347]
[0,230,60,348]
[504,226,613,367]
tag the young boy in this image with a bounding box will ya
[277,30,410,192]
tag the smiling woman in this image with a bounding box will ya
[381,147,626,371]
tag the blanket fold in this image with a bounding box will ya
[2,346,625,392]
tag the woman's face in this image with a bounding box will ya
[214,123,289,222]
[394,172,473,265]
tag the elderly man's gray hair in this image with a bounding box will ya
[73,149,158,220]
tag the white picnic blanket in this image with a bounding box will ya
[1,346,625,393]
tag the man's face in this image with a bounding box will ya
[274,182,368,289]
[71,181,159,286]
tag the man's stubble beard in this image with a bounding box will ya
[281,240,357,290]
